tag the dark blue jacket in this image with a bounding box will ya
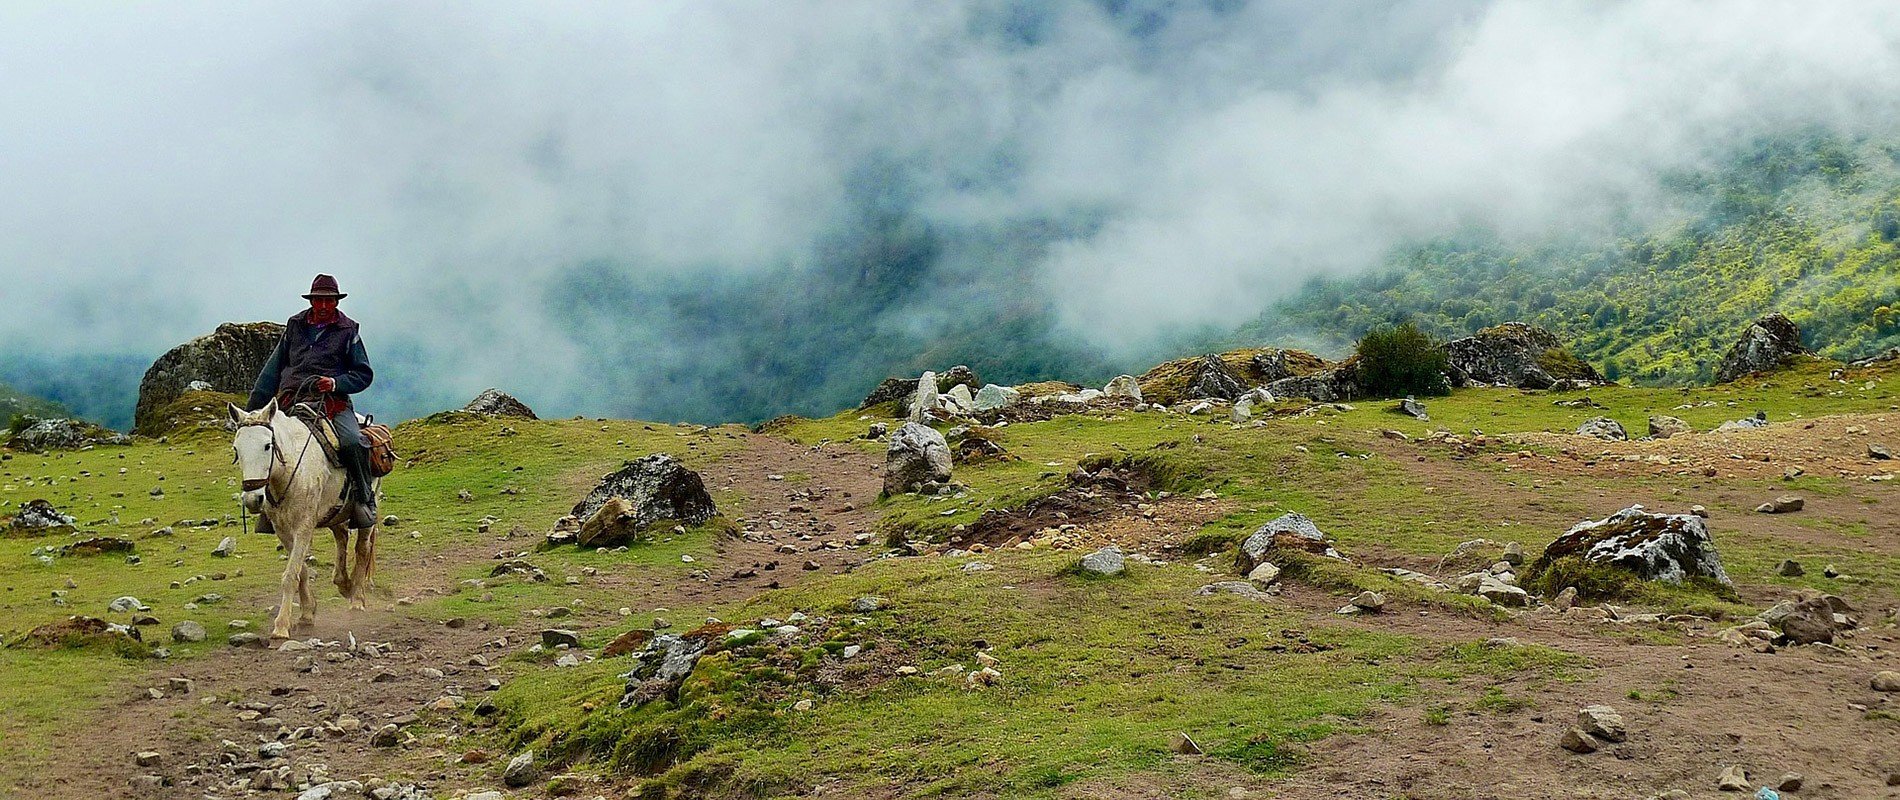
[247,310,373,416]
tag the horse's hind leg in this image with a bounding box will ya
[348,526,374,611]
[296,560,317,629]
[330,526,353,599]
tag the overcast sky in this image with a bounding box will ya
[4,1,1899,419]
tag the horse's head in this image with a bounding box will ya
[228,399,278,511]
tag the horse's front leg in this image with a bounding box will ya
[272,527,311,641]
[296,559,317,630]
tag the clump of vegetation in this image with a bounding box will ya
[1523,555,1744,617]
[1352,321,1450,397]
[134,389,245,437]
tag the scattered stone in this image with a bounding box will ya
[1871,443,1893,460]
[170,620,207,643]
[1647,415,1692,439]
[1348,591,1385,612]
[1394,397,1429,421]
[1690,505,1709,518]
[1872,671,1900,692]
[1102,375,1142,401]
[1577,705,1626,743]
[228,632,263,648]
[369,724,400,747]
[1716,764,1751,792]
[1559,727,1600,754]
[1078,547,1126,576]
[1550,586,1578,611]
[5,416,130,452]
[541,629,581,649]
[211,536,236,557]
[1755,496,1804,514]
[1245,562,1280,587]
[1777,559,1804,577]
[850,596,885,613]
[883,423,953,496]
[108,596,145,613]
[1776,773,1804,792]
[1169,732,1202,755]
[134,751,162,767]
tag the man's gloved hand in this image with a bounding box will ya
[316,376,337,392]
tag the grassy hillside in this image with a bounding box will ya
[1233,134,1900,383]
[0,381,69,425]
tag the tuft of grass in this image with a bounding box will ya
[1522,556,1746,618]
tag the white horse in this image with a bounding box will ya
[229,399,378,641]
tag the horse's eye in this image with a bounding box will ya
[263,442,272,450]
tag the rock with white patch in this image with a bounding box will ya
[1531,505,1730,586]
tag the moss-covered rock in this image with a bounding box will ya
[134,390,245,438]
[1138,348,1330,406]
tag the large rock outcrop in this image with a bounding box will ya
[8,499,77,536]
[1531,505,1730,586]
[565,455,716,545]
[1714,313,1807,383]
[136,322,284,432]
[883,422,953,495]
[1442,322,1601,390]
[462,389,537,419]
[5,417,129,452]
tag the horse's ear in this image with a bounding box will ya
[261,398,279,418]
[227,403,244,424]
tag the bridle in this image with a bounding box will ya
[234,414,311,507]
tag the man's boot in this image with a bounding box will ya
[343,444,378,529]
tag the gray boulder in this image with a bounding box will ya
[1714,313,1807,383]
[10,499,77,535]
[1442,322,1600,389]
[1575,417,1628,441]
[1265,369,1356,403]
[1394,397,1429,420]
[462,389,537,419]
[5,417,130,453]
[859,377,917,409]
[567,455,716,543]
[619,631,715,707]
[1078,547,1126,576]
[1237,512,1341,573]
[1532,505,1730,585]
[908,372,940,423]
[883,423,952,495]
[135,321,284,432]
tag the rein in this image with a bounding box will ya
[237,415,314,508]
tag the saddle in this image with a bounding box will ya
[286,403,397,477]
[287,403,346,468]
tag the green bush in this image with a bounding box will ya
[1353,321,1450,397]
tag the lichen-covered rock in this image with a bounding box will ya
[1442,322,1601,389]
[5,417,130,452]
[1237,512,1341,573]
[1714,313,1807,383]
[883,423,952,495]
[1575,417,1628,441]
[1532,505,1730,585]
[1266,365,1359,403]
[908,372,940,424]
[461,389,537,419]
[936,365,980,394]
[136,322,284,433]
[1183,355,1246,401]
[566,455,715,542]
[1078,547,1125,576]
[8,499,77,535]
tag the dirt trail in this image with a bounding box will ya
[25,433,886,800]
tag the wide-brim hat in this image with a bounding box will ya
[302,273,347,299]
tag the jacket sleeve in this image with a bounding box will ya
[245,334,288,411]
[333,334,374,396]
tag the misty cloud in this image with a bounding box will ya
[3,1,1899,423]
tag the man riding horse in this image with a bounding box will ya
[247,274,379,530]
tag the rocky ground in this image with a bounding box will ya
[3,356,1898,800]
